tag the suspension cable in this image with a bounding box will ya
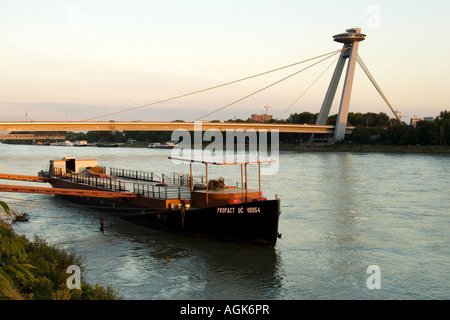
[357,55,399,120]
[195,50,342,121]
[274,55,339,122]
[82,49,346,121]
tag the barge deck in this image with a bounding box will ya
[1,156,281,246]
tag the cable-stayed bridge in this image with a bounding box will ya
[1,28,396,142]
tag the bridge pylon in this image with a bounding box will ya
[315,28,366,142]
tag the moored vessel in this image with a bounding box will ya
[54,140,73,146]
[40,156,281,246]
[96,143,119,148]
[148,141,178,149]
[73,140,88,147]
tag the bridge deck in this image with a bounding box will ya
[0,121,353,134]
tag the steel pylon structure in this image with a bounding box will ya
[315,28,366,141]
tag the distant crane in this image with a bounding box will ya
[395,109,412,123]
[263,105,273,122]
[394,109,404,121]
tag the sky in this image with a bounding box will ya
[1,0,449,123]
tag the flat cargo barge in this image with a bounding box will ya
[39,157,281,246]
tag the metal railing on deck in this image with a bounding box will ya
[52,168,126,192]
[51,168,192,200]
[133,183,191,200]
[161,173,192,186]
[109,168,161,183]
[109,167,205,187]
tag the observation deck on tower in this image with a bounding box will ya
[333,28,366,44]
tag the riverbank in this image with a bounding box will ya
[0,217,122,300]
[279,144,450,154]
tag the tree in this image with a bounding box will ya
[376,112,390,127]
[348,112,365,126]
[1,201,35,299]
[289,112,317,124]
[351,126,371,144]
[381,123,412,145]
[435,110,450,145]
[411,120,439,145]
[327,114,337,126]
[65,132,88,141]
[86,131,115,143]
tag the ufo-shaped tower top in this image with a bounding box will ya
[333,28,366,44]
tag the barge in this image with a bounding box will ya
[39,157,281,246]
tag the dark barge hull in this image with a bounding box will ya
[49,179,281,246]
[121,200,281,246]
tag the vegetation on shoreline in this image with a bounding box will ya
[0,201,121,300]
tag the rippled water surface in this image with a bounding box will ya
[1,143,449,299]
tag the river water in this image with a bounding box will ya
[1,143,449,300]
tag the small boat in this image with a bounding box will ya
[73,140,88,147]
[148,141,178,149]
[96,143,119,148]
[11,211,30,222]
[41,156,281,246]
[36,141,51,146]
[54,141,73,146]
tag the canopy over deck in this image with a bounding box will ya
[169,156,276,206]
[168,156,275,165]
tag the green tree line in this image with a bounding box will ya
[277,110,449,145]
[348,110,450,145]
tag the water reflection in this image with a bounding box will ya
[84,215,283,299]
[3,144,450,299]
[316,154,368,289]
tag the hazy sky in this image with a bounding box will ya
[1,0,449,123]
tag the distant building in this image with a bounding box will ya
[410,116,434,127]
[410,117,421,127]
[251,113,273,122]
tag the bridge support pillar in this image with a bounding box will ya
[315,28,365,142]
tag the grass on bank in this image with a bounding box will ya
[0,201,121,300]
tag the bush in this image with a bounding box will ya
[351,126,371,144]
[0,217,121,300]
